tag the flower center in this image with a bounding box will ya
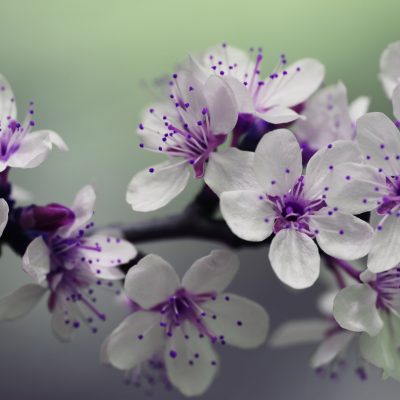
[372,267,400,313]
[377,176,400,215]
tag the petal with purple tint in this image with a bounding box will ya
[205,148,260,196]
[0,198,8,237]
[310,331,354,368]
[126,161,190,212]
[393,84,400,121]
[327,162,388,214]
[304,140,362,199]
[203,293,269,349]
[182,250,239,295]
[0,74,17,121]
[311,211,374,260]
[165,321,219,397]
[368,214,400,273]
[269,229,320,289]
[220,190,275,241]
[223,76,254,113]
[124,254,180,309]
[333,284,383,336]
[106,312,164,370]
[22,236,51,286]
[254,129,302,195]
[51,298,80,342]
[349,96,370,123]
[256,106,301,124]
[0,284,46,321]
[79,234,137,267]
[204,76,238,134]
[357,112,400,176]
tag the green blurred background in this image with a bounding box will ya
[1,1,400,399]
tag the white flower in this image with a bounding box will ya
[379,41,400,98]
[0,74,67,171]
[293,82,369,153]
[204,129,374,289]
[184,43,325,124]
[0,198,9,238]
[103,250,269,397]
[328,87,400,273]
[0,185,137,341]
[333,268,400,380]
[127,73,238,212]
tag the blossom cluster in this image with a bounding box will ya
[1,40,400,397]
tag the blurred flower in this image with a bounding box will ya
[328,87,400,273]
[184,43,325,124]
[103,250,269,396]
[0,198,8,237]
[127,73,237,211]
[205,129,374,289]
[0,74,67,172]
[379,41,400,98]
[0,185,137,341]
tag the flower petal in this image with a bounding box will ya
[126,161,190,212]
[269,229,320,289]
[224,76,254,113]
[349,96,370,123]
[124,254,180,309]
[0,198,9,237]
[51,300,77,342]
[270,319,332,347]
[204,75,238,133]
[327,162,387,214]
[182,250,239,295]
[254,129,302,195]
[379,41,400,98]
[205,148,260,196]
[203,293,269,349]
[357,112,400,175]
[304,140,362,199]
[106,312,163,370]
[310,331,354,368]
[220,190,275,241]
[393,84,400,121]
[256,107,301,124]
[22,236,50,286]
[0,74,17,120]
[333,284,383,336]
[165,322,219,397]
[0,284,46,321]
[311,211,374,260]
[368,215,400,273]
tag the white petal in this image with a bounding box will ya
[0,284,46,321]
[254,129,302,195]
[0,74,16,120]
[165,322,219,397]
[349,96,370,123]
[269,229,320,289]
[204,75,238,133]
[22,236,50,286]
[357,112,400,176]
[10,184,33,205]
[220,190,275,241]
[182,250,239,294]
[0,198,9,237]
[311,211,374,260]
[47,131,68,152]
[379,41,400,98]
[270,319,331,347]
[203,293,269,348]
[205,148,260,196]
[79,234,137,267]
[393,84,400,121]
[368,215,400,273]
[106,312,163,370]
[304,140,362,199]
[124,254,180,309]
[261,58,325,108]
[327,162,388,214]
[51,301,76,342]
[333,284,383,336]
[256,107,301,124]
[311,331,354,368]
[58,185,96,237]
[126,161,190,212]
[224,76,254,113]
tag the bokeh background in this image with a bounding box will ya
[1,0,400,398]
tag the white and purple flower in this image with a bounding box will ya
[0,74,67,172]
[204,129,374,289]
[379,41,400,99]
[127,73,238,211]
[103,250,269,397]
[185,43,325,124]
[0,185,137,341]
